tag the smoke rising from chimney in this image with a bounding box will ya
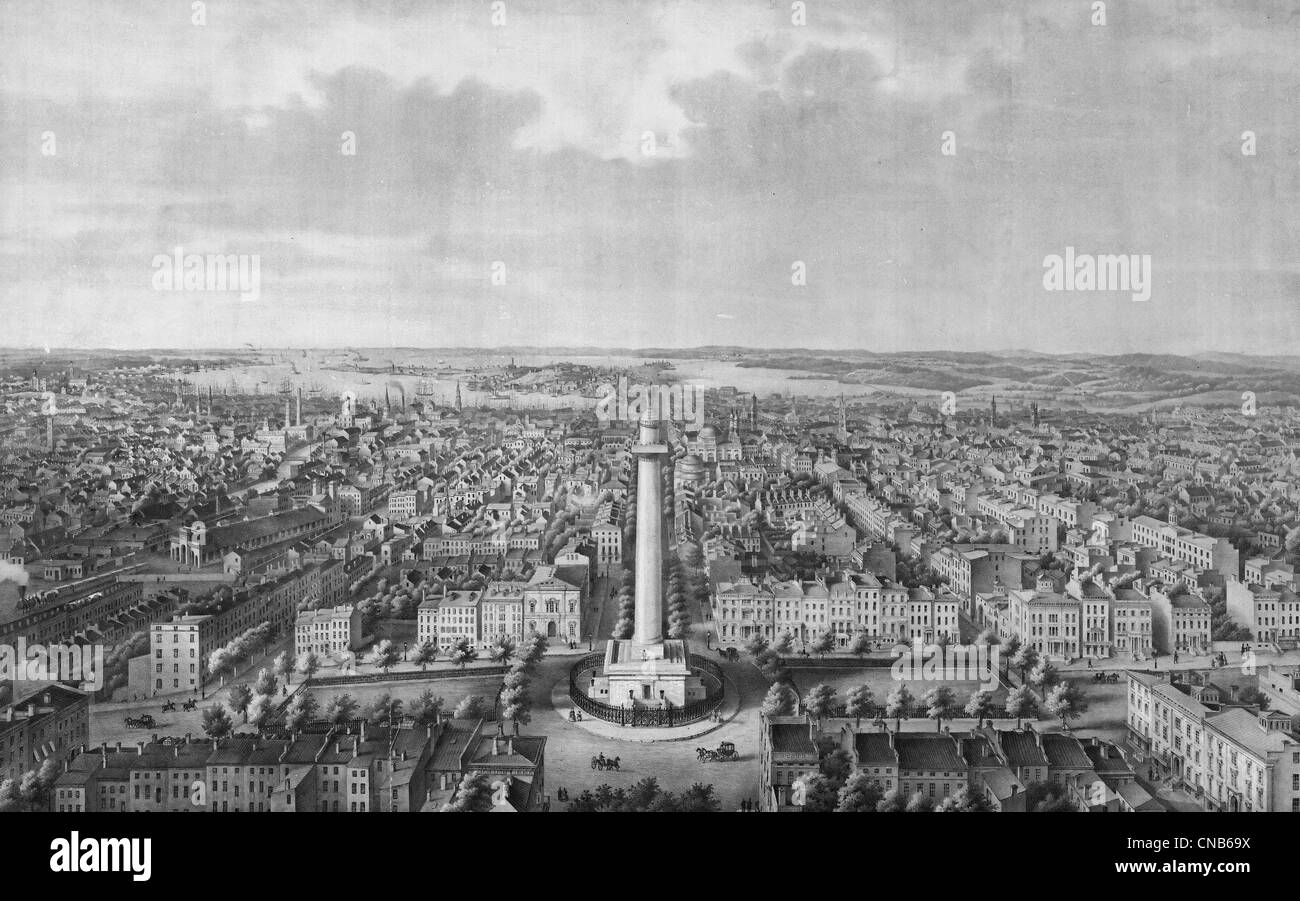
[0,561,30,587]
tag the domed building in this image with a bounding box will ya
[687,425,720,462]
[674,453,708,493]
[686,423,741,462]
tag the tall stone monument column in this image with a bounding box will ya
[633,413,665,644]
[587,407,705,713]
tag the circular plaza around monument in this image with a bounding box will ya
[567,651,726,728]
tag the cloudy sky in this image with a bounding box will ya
[2,0,1298,353]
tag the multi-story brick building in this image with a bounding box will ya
[758,714,822,812]
[294,604,362,658]
[1147,586,1213,655]
[1127,671,1300,811]
[1130,515,1239,579]
[0,683,89,787]
[0,572,146,648]
[148,565,318,695]
[1005,588,1081,660]
[1226,578,1300,645]
[417,590,482,651]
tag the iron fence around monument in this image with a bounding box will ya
[568,652,725,728]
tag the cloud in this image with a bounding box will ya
[0,0,1298,353]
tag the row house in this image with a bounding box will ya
[1127,672,1300,811]
[0,684,90,786]
[55,724,443,813]
[0,572,146,648]
[148,565,318,695]
[1225,578,1300,645]
[713,573,951,648]
[294,604,363,658]
[1130,515,1239,578]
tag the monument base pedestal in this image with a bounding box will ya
[592,639,704,709]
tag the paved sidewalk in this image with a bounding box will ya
[1056,646,1297,675]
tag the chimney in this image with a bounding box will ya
[136,742,144,756]
[493,735,500,755]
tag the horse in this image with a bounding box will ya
[161,700,177,712]
[183,698,199,711]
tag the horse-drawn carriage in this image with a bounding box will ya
[696,741,739,763]
[124,714,156,730]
